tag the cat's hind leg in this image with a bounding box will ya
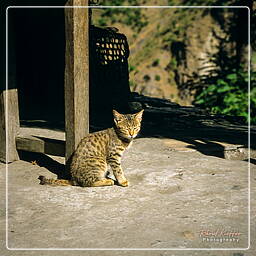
[91,178,114,187]
[72,159,114,187]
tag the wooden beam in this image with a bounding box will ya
[64,0,89,162]
[16,135,65,157]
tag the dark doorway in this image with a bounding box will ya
[9,6,66,128]
[9,4,132,131]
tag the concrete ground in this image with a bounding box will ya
[0,131,255,256]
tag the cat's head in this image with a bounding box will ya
[113,109,144,141]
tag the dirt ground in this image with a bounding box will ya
[0,132,255,256]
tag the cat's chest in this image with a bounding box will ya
[107,139,131,158]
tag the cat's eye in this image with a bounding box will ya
[115,118,122,123]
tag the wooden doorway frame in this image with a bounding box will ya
[0,0,89,163]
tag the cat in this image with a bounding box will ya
[38,109,144,187]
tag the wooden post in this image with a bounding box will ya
[64,0,89,162]
[0,9,20,163]
[0,90,20,163]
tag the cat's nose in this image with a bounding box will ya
[129,132,134,138]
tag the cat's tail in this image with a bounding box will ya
[38,176,74,186]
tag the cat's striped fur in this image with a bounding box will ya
[39,109,144,187]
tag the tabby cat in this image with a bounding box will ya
[39,109,144,187]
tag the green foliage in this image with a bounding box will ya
[128,64,136,72]
[95,0,148,33]
[168,0,250,6]
[155,75,161,81]
[194,67,256,124]
[169,58,177,69]
[97,17,107,26]
[176,2,254,124]
[143,74,150,82]
[129,80,137,88]
[250,77,256,124]
[250,86,256,124]
[159,8,203,50]
[152,59,160,67]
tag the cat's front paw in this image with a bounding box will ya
[119,179,129,187]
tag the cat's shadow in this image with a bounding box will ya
[18,151,126,182]
[18,150,67,179]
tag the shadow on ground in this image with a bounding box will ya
[134,94,254,160]
[18,151,66,179]
[19,94,255,163]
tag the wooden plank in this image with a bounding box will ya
[0,90,20,163]
[64,0,89,162]
[16,135,65,157]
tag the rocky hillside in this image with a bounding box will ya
[92,0,253,106]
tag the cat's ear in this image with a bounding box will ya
[134,109,144,121]
[113,110,123,122]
